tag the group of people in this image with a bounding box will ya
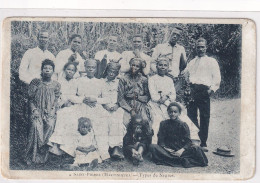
[18,26,221,169]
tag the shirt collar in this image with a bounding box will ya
[167,43,179,48]
[36,46,48,53]
[196,55,208,59]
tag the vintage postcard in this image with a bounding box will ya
[1,17,256,180]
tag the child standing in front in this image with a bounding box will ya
[60,117,101,169]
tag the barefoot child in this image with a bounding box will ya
[60,117,101,168]
[123,114,153,165]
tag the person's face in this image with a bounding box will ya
[70,37,81,52]
[85,61,97,77]
[42,64,54,78]
[157,60,169,76]
[107,36,118,50]
[133,37,143,50]
[130,60,141,74]
[134,125,143,135]
[168,106,180,120]
[107,69,118,81]
[169,32,180,45]
[196,41,207,57]
[38,32,49,48]
[79,122,92,136]
[65,64,76,79]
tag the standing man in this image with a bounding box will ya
[55,34,85,79]
[19,29,55,84]
[183,38,221,152]
[94,34,122,78]
[121,34,152,76]
[152,27,187,78]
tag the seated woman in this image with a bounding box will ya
[61,117,102,169]
[101,62,125,160]
[149,102,208,168]
[148,57,199,144]
[123,114,153,165]
[49,62,85,155]
[77,59,110,161]
[24,59,61,165]
[118,57,152,128]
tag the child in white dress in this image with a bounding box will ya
[60,117,102,168]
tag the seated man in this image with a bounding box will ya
[149,102,208,168]
[123,114,153,165]
[101,62,125,160]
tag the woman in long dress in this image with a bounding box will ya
[24,59,61,165]
[48,62,85,155]
[148,58,199,144]
[118,57,152,128]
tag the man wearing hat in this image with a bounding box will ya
[152,27,187,78]
[183,38,221,152]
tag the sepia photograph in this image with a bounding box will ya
[1,17,256,180]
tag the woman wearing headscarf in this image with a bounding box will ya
[118,57,152,129]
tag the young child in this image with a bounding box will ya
[123,114,153,165]
[60,117,102,169]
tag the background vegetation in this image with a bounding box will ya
[9,21,242,168]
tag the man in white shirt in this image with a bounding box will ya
[55,34,85,79]
[121,34,152,75]
[183,38,221,152]
[94,35,122,78]
[19,29,55,84]
[152,27,187,78]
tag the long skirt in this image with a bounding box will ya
[85,105,110,161]
[48,104,86,155]
[25,114,56,164]
[107,107,126,148]
[123,102,153,128]
[149,144,208,168]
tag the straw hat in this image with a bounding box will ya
[213,146,235,157]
